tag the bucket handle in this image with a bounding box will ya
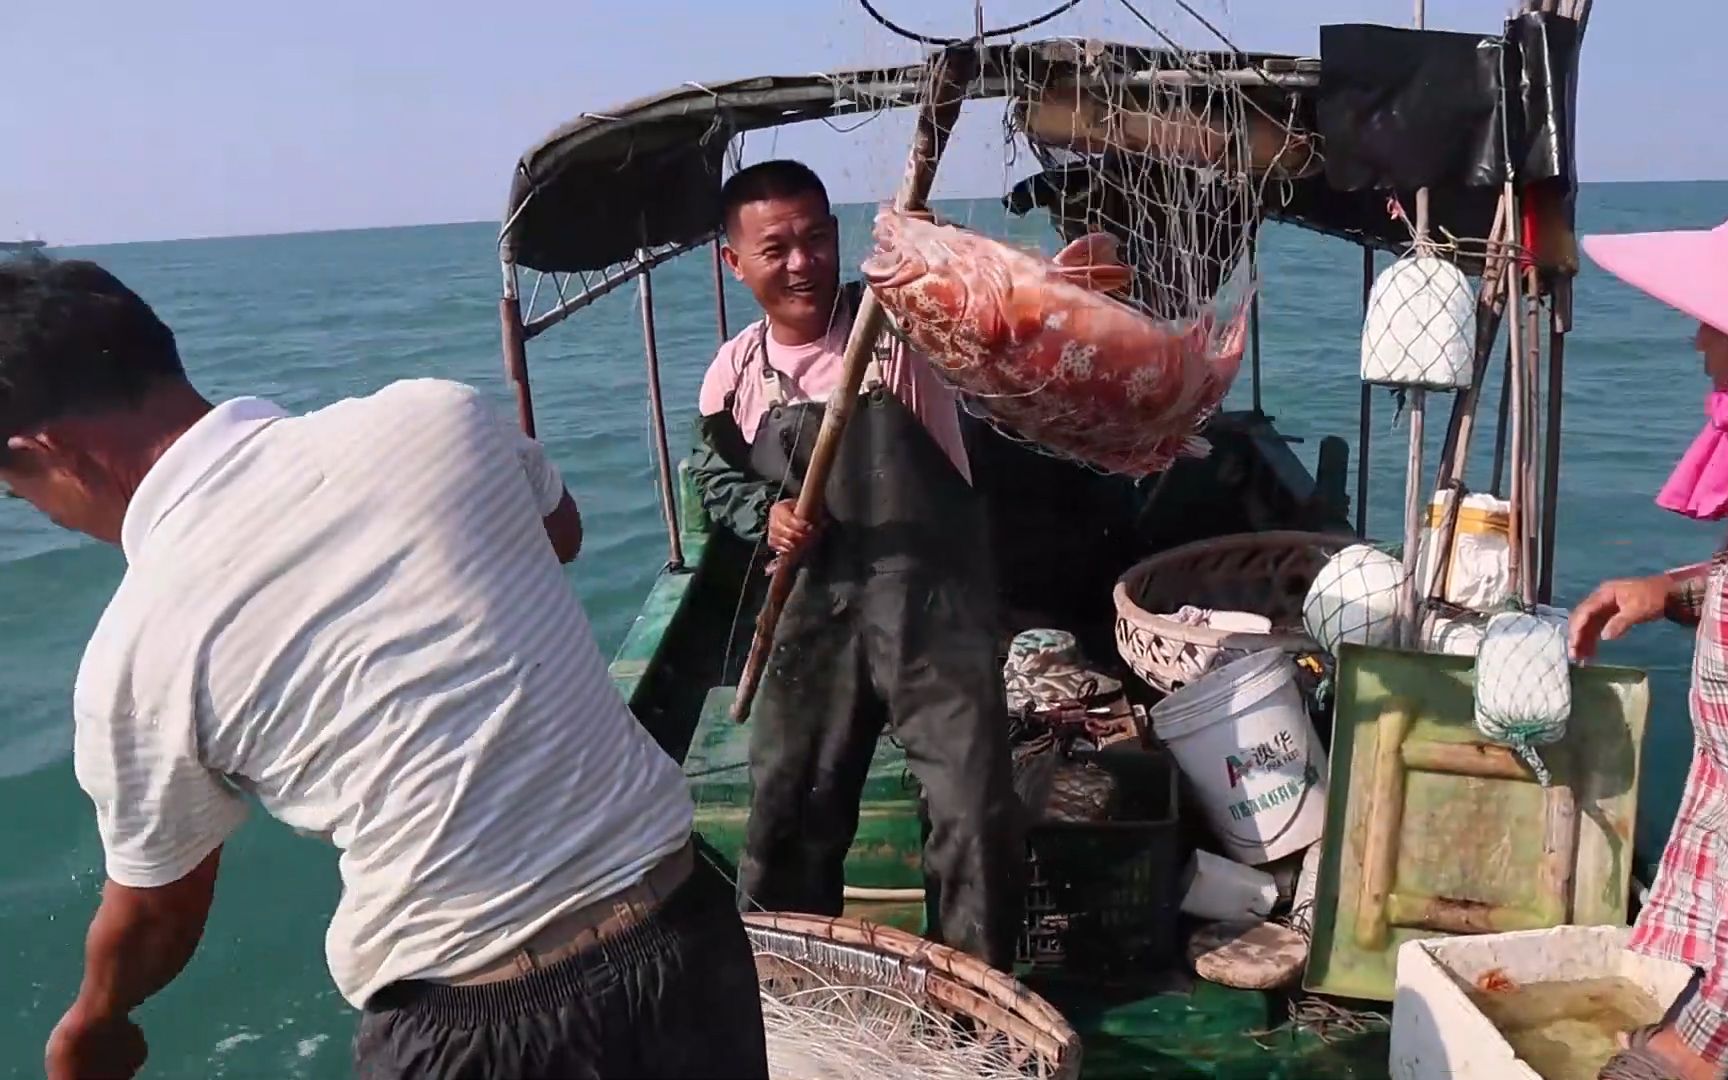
[1215,747,1321,857]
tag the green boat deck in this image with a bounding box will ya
[601,416,1407,1076]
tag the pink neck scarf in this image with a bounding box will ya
[1658,390,1728,520]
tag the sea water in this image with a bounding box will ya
[2,184,1725,1075]
[1469,976,1666,1080]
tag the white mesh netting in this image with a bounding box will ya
[1360,253,1478,392]
[1472,609,1572,785]
[1300,543,1408,656]
[746,1,1324,478]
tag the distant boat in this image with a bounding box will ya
[1,237,48,262]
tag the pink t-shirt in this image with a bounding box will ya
[697,317,973,484]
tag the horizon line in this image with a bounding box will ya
[41,175,1728,251]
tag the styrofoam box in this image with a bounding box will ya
[1389,926,1693,1079]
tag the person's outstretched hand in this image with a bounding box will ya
[1569,575,1670,661]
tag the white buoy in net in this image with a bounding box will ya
[1472,610,1572,785]
[1302,544,1408,656]
[1360,255,1477,390]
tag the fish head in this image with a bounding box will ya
[862,208,1028,353]
[859,207,932,290]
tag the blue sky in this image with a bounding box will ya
[4,0,1719,245]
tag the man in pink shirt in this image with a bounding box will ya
[691,160,1023,969]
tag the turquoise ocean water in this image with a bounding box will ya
[2,183,1725,1074]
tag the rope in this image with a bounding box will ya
[854,0,1086,46]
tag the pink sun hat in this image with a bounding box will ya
[1581,218,1728,334]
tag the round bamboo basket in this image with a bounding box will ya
[744,912,1081,1079]
[1113,530,1355,694]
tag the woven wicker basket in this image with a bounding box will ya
[745,912,1081,1079]
[1113,530,1356,694]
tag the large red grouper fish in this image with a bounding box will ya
[860,207,1249,476]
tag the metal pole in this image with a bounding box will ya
[499,259,536,437]
[1538,319,1566,604]
[712,237,731,343]
[1249,240,1263,414]
[638,253,684,571]
[1357,247,1373,537]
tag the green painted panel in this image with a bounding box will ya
[1307,644,1650,1003]
[687,685,926,889]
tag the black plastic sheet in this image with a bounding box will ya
[1316,13,1580,193]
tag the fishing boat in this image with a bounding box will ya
[1,237,47,262]
[493,4,1617,1075]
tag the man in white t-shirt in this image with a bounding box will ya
[1,258,767,1079]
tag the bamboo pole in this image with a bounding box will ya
[1437,196,1512,489]
[1491,339,1513,496]
[1505,211,1529,599]
[1398,0,1430,650]
[1522,267,1543,606]
[731,50,975,723]
[1422,204,1515,617]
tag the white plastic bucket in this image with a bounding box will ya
[1151,648,1329,865]
[1179,850,1280,921]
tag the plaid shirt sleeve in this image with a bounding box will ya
[1668,560,1718,625]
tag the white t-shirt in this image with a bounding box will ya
[71,378,694,1008]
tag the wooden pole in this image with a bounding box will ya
[1437,195,1512,489]
[731,50,975,722]
[1505,201,1529,600]
[1522,268,1542,607]
[1422,204,1515,617]
[1490,338,1513,496]
[1399,0,1430,650]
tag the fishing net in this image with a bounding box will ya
[749,913,1080,1080]
[737,1,1326,478]
[1300,542,1409,656]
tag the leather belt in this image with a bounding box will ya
[442,840,695,987]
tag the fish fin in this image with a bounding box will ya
[1053,232,1122,268]
[1052,233,1133,294]
[1180,436,1212,459]
[1052,263,1135,294]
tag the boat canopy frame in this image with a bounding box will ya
[493,11,1587,600]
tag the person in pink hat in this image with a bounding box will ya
[1572,217,1728,1080]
